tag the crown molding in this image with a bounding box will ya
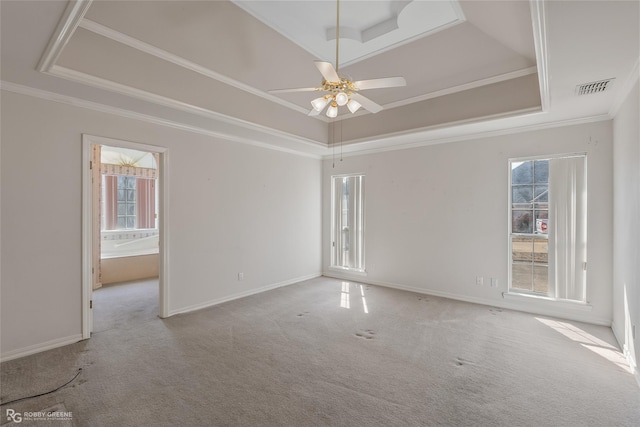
[2,79,612,162]
[37,0,93,72]
[80,16,511,123]
[78,18,313,117]
[530,0,551,112]
[233,0,466,69]
[324,111,610,159]
[47,12,541,126]
[0,81,323,159]
[380,66,538,111]
[327,66,538,123]
[609,56,640,118]
[46,65,326,150]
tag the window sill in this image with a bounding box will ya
[502,292,592,311]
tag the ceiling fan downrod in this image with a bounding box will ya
[335,0,340,74]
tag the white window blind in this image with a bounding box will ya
[548,156,587,302]
[509,155,587,302]
[331,175,365,271]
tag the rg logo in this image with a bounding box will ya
[6,409,22,423]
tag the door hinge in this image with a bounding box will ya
[92,267,94,274]
[583,262,587,271]
[90,300,93,309]
[90,161,93,170]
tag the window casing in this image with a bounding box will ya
[331,174,365,272]
[102,175,157,231]
[509,155,587,302]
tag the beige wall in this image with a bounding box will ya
[101,255,159,285]
[324,120,614,325]
[0,90,322,359]
[612,79,640,382]
[1,84,631,364]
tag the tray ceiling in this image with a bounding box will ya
[52,0,539,141]
[232,0,466,67]
[1,1,638,155]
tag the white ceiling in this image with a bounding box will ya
[232,0,465,67]
[1,1,638,157]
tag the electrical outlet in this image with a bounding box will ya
[476,276,483,286]
[238,272,244,281]
[491,278,498,288]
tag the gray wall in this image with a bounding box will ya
[323,120,614,325]
[0,91,322,359]
[612,79,640,382]
[2,84,635,373]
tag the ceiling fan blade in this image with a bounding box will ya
[308,108,322,117]
[354,77,407,90]
[314,61,340,82]
[268,87,318,94]
[350,93,384,114]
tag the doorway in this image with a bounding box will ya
[82,134,169,339]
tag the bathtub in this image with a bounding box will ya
[101,230,159,259]
[100,230,159,284]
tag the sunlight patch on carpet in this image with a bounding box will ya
[537,317,631,373]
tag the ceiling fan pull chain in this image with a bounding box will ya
[340,119,343,161]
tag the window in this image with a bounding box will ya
[511,159,549,294]
[117,176,136,229]
[102,175,157,230]
[509,155,587,302]
[331,174,365,272]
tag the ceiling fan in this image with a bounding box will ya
[268,0,406,118]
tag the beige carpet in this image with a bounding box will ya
[92,278,159,334]
[1,277,639,426]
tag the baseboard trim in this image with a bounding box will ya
[611,321,640,388]
[168,273,322,317]
[0,334,84,363]
[611,321,625,350]
[323,270,517,309]
[322,272,612,326]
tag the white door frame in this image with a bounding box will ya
[81,134,169,339]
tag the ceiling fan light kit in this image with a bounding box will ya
[326,102,339,118]
[311,96,329,112]
[268,0,406,118]
[347,98,362,113]
[335,91,349,106]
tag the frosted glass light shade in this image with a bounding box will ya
[347,99,362,113]
[335,92,349,106]
[311,97,328,112]
[326,103,338,118]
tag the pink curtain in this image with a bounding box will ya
[137,178,156,229]
[103,175,118,230]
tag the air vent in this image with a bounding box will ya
[575,78,615,96]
